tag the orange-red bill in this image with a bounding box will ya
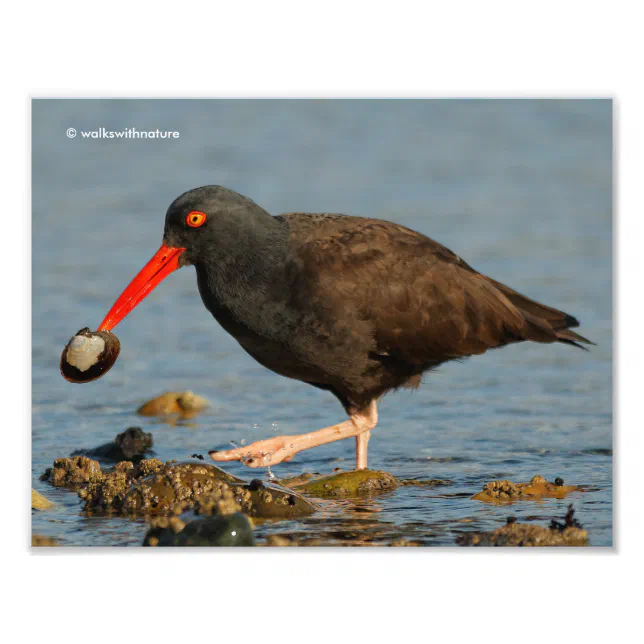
[98,243,185,331]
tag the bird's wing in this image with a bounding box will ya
[279,213,588,365]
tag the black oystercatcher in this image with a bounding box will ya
[98,186,592,470]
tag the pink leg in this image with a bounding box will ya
[210,400,378,470]
[356,430,370,470]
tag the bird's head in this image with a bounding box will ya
[97,185,273,331]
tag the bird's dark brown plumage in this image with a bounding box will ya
[259,211,591,411]
[161,185,592,414]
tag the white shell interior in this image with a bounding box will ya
[66,335,106,372]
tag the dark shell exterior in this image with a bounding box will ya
[60,327,121,384]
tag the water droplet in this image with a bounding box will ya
[240,452,252,465]
[272,422,279,430]
[240,439,247,446]
[253,423,259,429]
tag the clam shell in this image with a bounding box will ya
[60,327,121,383]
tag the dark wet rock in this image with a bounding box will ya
[457,505,588,547]
[582,448,612,456]
[281,469,399,498]
[32,535,59,547]
[32,489,54,510]
[550,504,585,531]
[75,427,154,463]
[144,513,255,547]
[40,456,103,488]
[137,391,209,417]
[232,483,317,520]
[471,475,578,503]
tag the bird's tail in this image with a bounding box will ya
[487,278,595,350]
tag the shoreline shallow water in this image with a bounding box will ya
[32,99,612,546]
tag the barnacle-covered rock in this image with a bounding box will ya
[40,456,103,488]
[457,505,588,546]
[472,475,578,503]
[80,460,240,515]
[60,327,120,383]
[79,460,316,520]
[230,481,317,520]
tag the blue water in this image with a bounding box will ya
[32,99,612,546]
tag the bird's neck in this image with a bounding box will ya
[194,216,290,334]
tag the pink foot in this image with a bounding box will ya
[209,436,295,468]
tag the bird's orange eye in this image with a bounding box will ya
[186,211,207,228]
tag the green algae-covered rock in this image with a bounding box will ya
[32,489,54,510]
[144,513,255,547]
[284,469,399,498]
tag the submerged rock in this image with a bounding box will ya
[136,391,209,417]
[398,478,452,488]
[75,427,153,463]
[264,534,297,547]
[31,489,54,510]
[457,505,588,547]
[32,535,59,547]
[263,534,323,547]
[144,513,255,547]
[40,456,103,488]
[472,475,578,503]
[281,469,399,498]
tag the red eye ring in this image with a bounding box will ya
[186,211,207,228]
